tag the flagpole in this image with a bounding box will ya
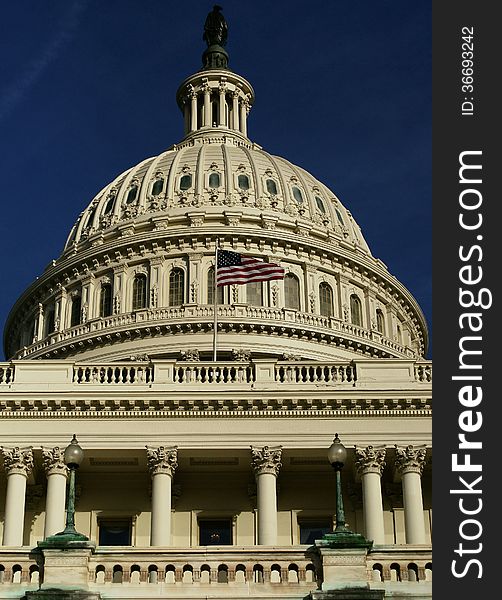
[213,245,218,362]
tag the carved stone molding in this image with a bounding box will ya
[250,445,282,477]
[354,445,387,477]
[1,446,34,477]
[42,446,69,477]
[394,444,427,476]
[146,445,178,477]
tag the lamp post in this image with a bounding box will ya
[38,434,92,548]
[327,433,349,534]
[321,433,372,549]
[61,434,84,536]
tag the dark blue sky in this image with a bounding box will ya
[0,0,431,359]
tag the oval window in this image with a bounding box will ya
[180,174,192,191]
[152,178,164,196]
[209,172,221,188]
[335,208,345,226]
[103,194,116,215]
[292,186,304,203]
[238,174,250,190]
[266,179,278,195]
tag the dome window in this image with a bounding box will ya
[208,267,224,304]
[376,309,385,334]
[100,283,113,317]
[169,268,185,306]
[70,296,82,327]
[103,194,116,215]
[319,283,333,317]
[84,205,97,229]
[151,178,164,196]
[266,179,278,195]
[284,273,300,310]
[45,307,55,336]
[238,174,250,190]
[246,281,263,306]
[132,274,148,311]
[292,186,304,204]
[126,185,138,204]
[180,174,192,191]
[350,294,363,327]
[335,208,345,226]
[209,172,221,189]
[315,196,326,213]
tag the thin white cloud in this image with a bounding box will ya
[0,0,89,123]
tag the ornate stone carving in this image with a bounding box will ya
[394,444,427,476]
[43,446,69,477]
[146,446,178,477]
[150,285,158,308]
[180,349,200,361]
[232,349,250,362]
[354,445,387,477]
[1,446,34,477]
[309,291,316,313]
[250,445,282,477]
[190,281,198,303]
[271,284,279,307]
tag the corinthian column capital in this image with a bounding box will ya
[395,444,427,476]
[354,445,387,477]
[42,446,69,477]
[250,445,282,477]
[1,446,34,477]
[146,446,178,477]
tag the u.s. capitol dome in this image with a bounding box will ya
[3,26,428,364]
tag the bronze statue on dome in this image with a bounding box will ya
[203,5,228,47]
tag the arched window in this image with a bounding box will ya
[180,174,192,190]
[209,172,221,188]
[207,267,224,304]
[315,196,326,213]
[70,296,82,327]
[238,174,250,190]
[100,283,113,317]
[84,205,97,229]
[103,194,116,215]
[169,268,185,306]
[132,274,147,310]
[45,307,55,336]
[376,309,385,334]
[266,179,278,195]
[335,208,345,226]
[350,294,362,327]
[126,185,138,204]
[246,281,263,306]
[284,273,300,310]
[292,186,304,203]
[152,178,164,196]
[319,282,333,317]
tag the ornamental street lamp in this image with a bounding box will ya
[327,433,349,534]
[38,434,93,548]
[321,433,372,549]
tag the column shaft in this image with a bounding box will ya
[44,472,67,538]
[240,101,247,136]
[203,89,211,127]
[361,471,385,544]
[3,473,27,546]
[190,93,198,132]
[256,472,278,545]
[151,472,172,546]
[402,471,426,543]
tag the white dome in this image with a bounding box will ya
[64,134,370,255]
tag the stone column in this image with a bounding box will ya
[240,98,249,137]
[146,446,178,546]
[1,447,34,546]
[218,82,227,127]
[354,445,387,544]
[231,90,240,131]
[250,445,282,545]
[203,82,211,127]
[42,446,69,538]
[395,445,427,544]
[189,87,198,132]
[35,303,44,342]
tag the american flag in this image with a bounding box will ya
[216,250,285,287]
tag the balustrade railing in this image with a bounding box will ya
[275,362,356,384]
[15,304,419,360]
[0,365,15,385]
[73,364,154,385]
[173,362,255,384]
